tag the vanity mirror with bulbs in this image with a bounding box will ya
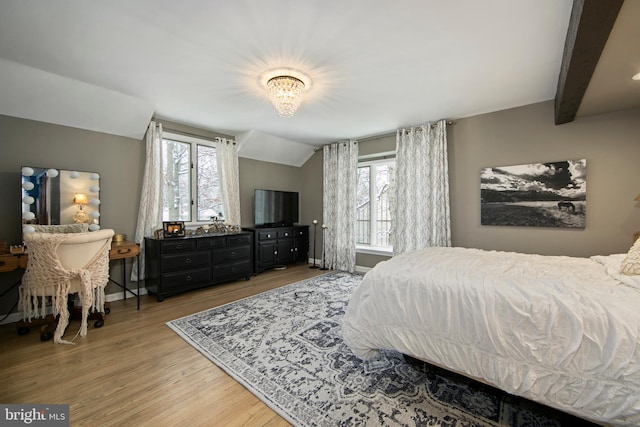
[21,166,101,232]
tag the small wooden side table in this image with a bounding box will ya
[109,240,141,310]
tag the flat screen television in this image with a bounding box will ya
[254,189,299,228]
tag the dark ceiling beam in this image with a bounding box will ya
[554,0,624,125]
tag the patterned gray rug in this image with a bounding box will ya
[167,271,598,427]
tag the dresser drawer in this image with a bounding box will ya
[161,267,211,290]
[212,260,251,280]
[278,229,293,238]
[257,230,277,241]
[160,251,210,272]
[197,237,225,249]
[0,254,18,273]
[109,241,140,260]
[226,234,251,247]
[160,239,196,253]
[212,245,250,264]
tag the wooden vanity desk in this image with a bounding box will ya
[0,240,141,308]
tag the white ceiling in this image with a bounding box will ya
[1,0,634,166]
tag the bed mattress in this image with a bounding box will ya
[342,247,640,426]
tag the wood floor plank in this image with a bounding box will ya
[0,265,325,426]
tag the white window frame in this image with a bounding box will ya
[162,131,222,226]
[356,152,395,256]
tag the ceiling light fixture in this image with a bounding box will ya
[633,72,640,81]
[261,69,311,118]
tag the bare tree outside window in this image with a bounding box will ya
[197,145,224,221]
[162,139,191,221]
[356,166,371,244]
[356,160,394,248]
[162,137,225,224]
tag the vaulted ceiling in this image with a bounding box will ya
[0,1,638,166]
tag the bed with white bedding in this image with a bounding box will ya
[341,247,640,427]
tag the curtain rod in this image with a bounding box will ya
[162,127,236,144]
[400,119,456,131]
[313,119,455,152]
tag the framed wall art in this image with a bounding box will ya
[480,159,586,228]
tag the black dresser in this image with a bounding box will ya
[245,226,309,273]
[145,232,252,301]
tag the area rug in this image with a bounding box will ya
[167,271,597,427]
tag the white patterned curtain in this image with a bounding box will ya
[131,121,164,280]
[215,138,241,225]
[392,120,451,255]
[323,141,358,273]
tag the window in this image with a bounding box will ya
[162,133,224,223]
[356,157,395,251]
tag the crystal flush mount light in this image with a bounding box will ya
[262,69,311,118]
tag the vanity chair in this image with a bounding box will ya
[19,227,115,344]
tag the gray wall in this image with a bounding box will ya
[0,114,145,309]
[0,115,238,307]
[0,115,144,245]
[238,157,304,228]
[449,101,640,257]
[299,101,640,268]
[3,98,640,282]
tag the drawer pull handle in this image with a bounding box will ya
[0,261,4,267]
[117,248,132,255]
[274,250,278,255]
[185,258,192,264]
[176,244,183,249]
[186,275,192,281]
[230,251,236,257]
[267,234,271,238]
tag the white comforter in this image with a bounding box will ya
[342,247,640,426]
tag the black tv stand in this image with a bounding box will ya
[244,226,309,273]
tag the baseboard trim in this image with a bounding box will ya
[105,286,148,302]
[355,265,372,274]
[0,288,148,325]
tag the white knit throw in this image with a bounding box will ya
[19,234,111,344]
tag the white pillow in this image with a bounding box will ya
[620,238,640,275]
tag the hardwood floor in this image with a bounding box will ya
[0,265,326,426]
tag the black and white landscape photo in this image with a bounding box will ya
[480,159,586,228]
